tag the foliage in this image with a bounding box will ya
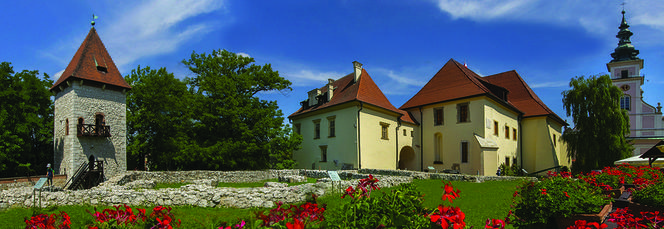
[561,74,632,173]
[511,172,611,227]
[125,50,301,171]
[86,205,181,229]
[608,207,664,229]
[578,164,663,191]
[254,200,326,228]
[632,181,664,208]
[0,62,54,178]
[125,66,193,171]
[498,163,526,177]
[180,49,300,171]
[24,211,71,229]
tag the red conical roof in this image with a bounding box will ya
[50,27,131,92]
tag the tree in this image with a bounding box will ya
[0,62,53,178]
[562,74,632,173]
[125,66,193,171]
[180,49,300,170]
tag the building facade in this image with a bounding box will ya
[607,11,664,156]
[51,27,131,179]
[289,60,569,175]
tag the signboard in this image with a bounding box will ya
[327,171,341,181]
[34,178,48,189]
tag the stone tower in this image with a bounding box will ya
[50,27,131,180]
[606,10,664,156]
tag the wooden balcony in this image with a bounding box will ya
[77,124,111,137]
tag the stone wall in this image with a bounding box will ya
[0,169,534,210]
[53,82,127,179]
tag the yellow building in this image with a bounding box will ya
[289,60,570,175]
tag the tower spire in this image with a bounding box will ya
[610,10,640,62]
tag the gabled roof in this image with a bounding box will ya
[483,71,567,125]
[399,59,513,111]
[288,69,417,124]
[50,27,131,92]
[640,140,664,159]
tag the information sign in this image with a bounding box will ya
[34,178,48,189]
[327,171,341,181]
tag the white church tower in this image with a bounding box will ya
[607,10,664,156]
[50,22,131,185]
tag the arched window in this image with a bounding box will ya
[620,95,631,111]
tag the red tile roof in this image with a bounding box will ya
[483,70,566,125]
[400,59,515,111]
[50,28,131,92]
[288,69,417,124]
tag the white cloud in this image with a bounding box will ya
[102,0,225,67]
[432,0,664,39]
[52,69,65,81]
[283,69,343,87]
[529,81,568,88]
[373,68,426,87]
[237,52,251,58]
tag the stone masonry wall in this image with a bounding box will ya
[0,169,534,209]
[53,82,127,179]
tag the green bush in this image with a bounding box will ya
[324,182,430,228]
[632,181,664,208]
[512,175,611,227]
[498,163,525,176]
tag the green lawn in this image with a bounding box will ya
[216,177,318,188]
[1,179,523,228]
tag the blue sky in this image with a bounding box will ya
[2,0,664,125]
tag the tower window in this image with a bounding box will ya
[65,119,69,135]
[620,95,631,111]
[621,70,628,78]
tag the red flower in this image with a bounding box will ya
[566,220,608,229]
[286,218,304,229]
[485,218,505,229]
[441,182,460,203]
[540,188,547,195]
[564,191,570,198]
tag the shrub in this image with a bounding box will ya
[632,181,664,208]
[511,174,611,227]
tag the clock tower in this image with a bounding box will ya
[607,10,664,156]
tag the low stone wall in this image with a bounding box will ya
[0,175,411,209]
[0,169,534,210]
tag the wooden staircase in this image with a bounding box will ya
[64,160,104,190]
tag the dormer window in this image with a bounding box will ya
[97,65,108,73]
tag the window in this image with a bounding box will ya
[313,119,321,139]
[621,70,629,78]
[513,157,517,166]
[320,146,327,162]
[512,128,517,141]
[493,121,499,136]
[553,134,557,147]
[434,133,443,162]
[327,116,336,137]
[505,157,510,167]
[620,95,631,111]
[457,103,469,123]
[65,119,69,135]
[461,141,468,163]
[505,126,510,139]
[410,131,414,137]
[294,123,301,135]
[403,129,406,136]
[380,122,390,140]
[434,108,444,125]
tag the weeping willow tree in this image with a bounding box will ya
[561,74,632,173]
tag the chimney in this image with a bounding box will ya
[353,61,363,82]
[327,79,335,101]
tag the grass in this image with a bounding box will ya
[216,177,318,188]
[1,178,524,228]
[153,182,189,189]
